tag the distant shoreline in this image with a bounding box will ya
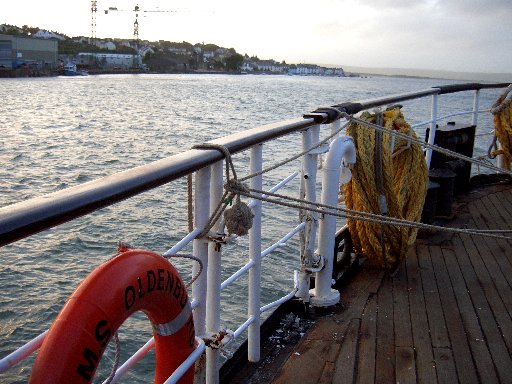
[1,66,509,84]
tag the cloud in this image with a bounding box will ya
[440,0,512,16]
[356,0,432,9]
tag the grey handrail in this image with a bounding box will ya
[1,82,509,247]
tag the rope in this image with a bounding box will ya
[104,332,120,384]
[340,112,512,176]
[164,253,204,287]
[342,108,428,268]
[192,144,253,238]
[225,184,512,241]
[490,84,512,169]
[187,104,512,269]
[239,120,350,182]
[374,111,389,269]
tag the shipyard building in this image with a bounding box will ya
[0,34,58,69]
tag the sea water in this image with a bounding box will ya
[0,74,501,382]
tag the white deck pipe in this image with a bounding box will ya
[248,144,263,362]
[297,126,320,302]
[206,160,223,384]
[191,167,211,338]
[472,89,480,127]
[311,135,356,307]
[425,93,439,169]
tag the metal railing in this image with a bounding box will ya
[0,82,509,383]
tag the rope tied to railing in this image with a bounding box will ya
[489,84,512,169]
[192,143,254,238]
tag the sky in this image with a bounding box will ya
[2,0,512,74]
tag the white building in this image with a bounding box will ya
[255,60,288,73]
[33,30,65,40]
[294,64,320,75]
[97,41,116,51]
[77,52,137,69]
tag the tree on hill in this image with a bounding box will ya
[224,53,244,72]
[58,39,136,55]
[22,25,39,36]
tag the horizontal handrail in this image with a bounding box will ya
[0,118,314,247]
[411,108,491,129]
[1,83,508,248]
[163,337,206,384]
[0,331,48,373]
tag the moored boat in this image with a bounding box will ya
[63,62,88,76]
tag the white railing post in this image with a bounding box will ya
[425,92,439,169]
[297,126,320,303]
[192,167,211,338]
[472,89,480,127]
[331,118,342,138]
[206,160,223,384]
[312,136,355,307]
[248,144,263,362]
[303,125,320,260]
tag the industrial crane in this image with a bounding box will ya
[104,4,170,43]
[91,1,97,44]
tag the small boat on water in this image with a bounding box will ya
[1,82,511,383]
[63,62,88,76]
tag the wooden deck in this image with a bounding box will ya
[271,183,512,384]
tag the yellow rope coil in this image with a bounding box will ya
[491,87,512,169]
[343,108,428,269]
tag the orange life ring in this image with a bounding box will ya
[29,248,195,384]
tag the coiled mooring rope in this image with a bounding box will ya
[490,84,512,169]
[343,108,428,269]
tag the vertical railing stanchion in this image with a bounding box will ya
[426,92,439,169]
[296,126,321,306]
[331,118,342,138]
[472,89,480,127]
[303,126,320,258]
[248,144,263,362]
[311,137,355,307]
[471,89,481,174]
[192,167,211,338]
[206,160,223,384]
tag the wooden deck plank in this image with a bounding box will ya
[474,198,512,320]
[272,269,383,384]
[332,319,361,384]
[418,246,450,348]
[266,184,512,384]
[430,245,479,384]
[375,277,395,384]
[456,234,512,383]
[317,362,335,384]
[395,347,416,384]
[469,199,512,319]
[433,347,458,384]
[356,295,377,384]
[479,195,512,293]
[488,190,512,222]
[464,217,512,356]
[393,263,413,348]
[406,246,437,384]
[444,242,500,384]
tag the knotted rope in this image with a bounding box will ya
[490,84,512,169]
[192,144,254,238]
[343,108,428,269]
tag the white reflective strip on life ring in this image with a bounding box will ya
[152,301,192,336]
